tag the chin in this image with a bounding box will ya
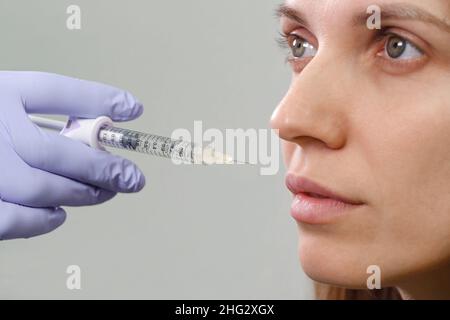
[297,232,379,290]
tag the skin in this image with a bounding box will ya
[271,0,450,299]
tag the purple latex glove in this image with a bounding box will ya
[0,71,146,240]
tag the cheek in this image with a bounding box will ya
[353,88,450,278]
[361,94,450,215]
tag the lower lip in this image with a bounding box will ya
[290,192,362,224]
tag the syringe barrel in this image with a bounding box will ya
[98,126,196,163]
[28,116,235,165]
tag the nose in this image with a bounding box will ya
[270,56,349,150]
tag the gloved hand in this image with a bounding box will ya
[0,71,146,240]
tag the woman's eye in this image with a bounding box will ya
[385,35,423,60]
[289,35,317,59]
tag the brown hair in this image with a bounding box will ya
[315,282,403,300]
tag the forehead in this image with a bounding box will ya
[284,0,448,11]
[283,0,449,29]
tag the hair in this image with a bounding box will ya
[315,282,403,300]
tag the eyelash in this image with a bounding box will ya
[277,32,314,72]
[276,29,427,74]
[373,29,426,72]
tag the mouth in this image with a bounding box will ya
[285,173,365,225]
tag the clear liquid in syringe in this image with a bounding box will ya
[98,126,198,164]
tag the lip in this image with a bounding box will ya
[285,173,364,224]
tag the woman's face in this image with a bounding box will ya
[271,0,450,291]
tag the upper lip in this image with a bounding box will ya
[285,173,364,205]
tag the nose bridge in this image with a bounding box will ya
[271,53,350,149]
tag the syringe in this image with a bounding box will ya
[29,115,236,165]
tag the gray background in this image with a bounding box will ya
[0,0,313,299]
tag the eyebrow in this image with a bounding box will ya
[355,3,450,33]
[275,4,310,28]
[276,3,450,33]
